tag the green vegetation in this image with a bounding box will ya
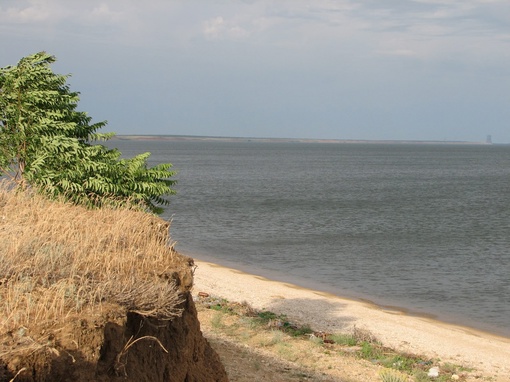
[327,333,358,346]
[255,310,314,337]
[379,369,409,382]
[0,51,175,213]
[197,295,471,381]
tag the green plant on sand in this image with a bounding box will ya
[379,369,409,382]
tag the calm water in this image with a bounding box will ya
[111,139,510,337]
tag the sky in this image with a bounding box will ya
[1,1,510,143]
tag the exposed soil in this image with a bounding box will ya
[94,293,228,382]
[1,293,228,382]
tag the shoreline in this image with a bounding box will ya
[188,251,509,339]
[192,259,510,380]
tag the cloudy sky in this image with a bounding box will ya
[1,1,510,142]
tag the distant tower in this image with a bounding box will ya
[486,135,492,144]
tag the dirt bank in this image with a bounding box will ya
[0,186,227,381]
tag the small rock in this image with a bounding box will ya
[451,375,460,380]
[428,366,440,378]
[198,291,209,298]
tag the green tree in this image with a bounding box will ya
[0,51,175,213]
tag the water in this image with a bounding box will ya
[109,138,510,337]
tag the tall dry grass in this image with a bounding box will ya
[0,181,190,358]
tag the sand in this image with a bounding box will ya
[192,260,510,381]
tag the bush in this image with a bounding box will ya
[0,52,175,213]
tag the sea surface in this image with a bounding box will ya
[110,138,510,337]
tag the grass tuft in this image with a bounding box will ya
[379,369,409,382]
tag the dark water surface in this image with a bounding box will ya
[111,139,510,337]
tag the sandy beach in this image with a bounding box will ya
[192,260,510,381]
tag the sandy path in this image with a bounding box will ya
[192,260,510,381]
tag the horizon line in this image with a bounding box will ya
[113,134,497,145]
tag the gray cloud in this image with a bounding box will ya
[1,0,509,142]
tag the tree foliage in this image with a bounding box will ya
[0,51,175,213]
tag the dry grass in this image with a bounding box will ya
[0,181,189,361]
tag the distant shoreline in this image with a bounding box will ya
[113,134,492,145]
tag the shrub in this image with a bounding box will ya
[0,52,175,213]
